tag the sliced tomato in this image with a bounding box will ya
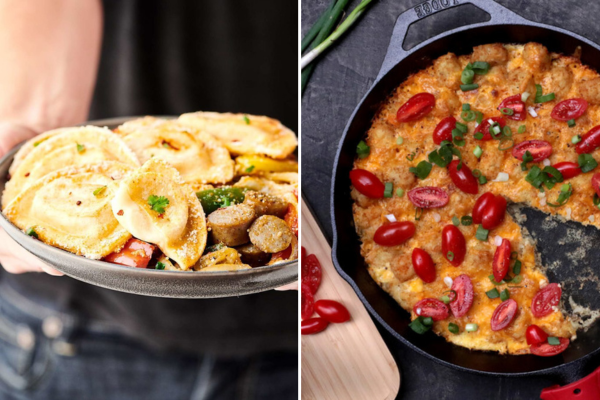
[551,98,588,121]
[104,238,155,269]
[512,140,552,162]
[526,325,549,345]
[531,283,562,318]
[448,160,478,194]
[349,169,385,198]
[441,225,466,267]
[530,338,570,357]
[314,300,351,323]
[474,116,506,141]
[498,95,526,121]
[481,194,507,230]
[407,186,449,208]
[491,299,518,331]
[373,221,416,247]
[284,203,298,236]
[433,116,456,145]
[396,93,435,123]
[592,173,600,197]
[301,318,330,335]
[413,298,449,321]
[411,248,436,283]
[472,192,495,224]
[450,274,474,318]
[301,283,314,320]
[302,254,322,295]
[576,125,600,154]
[493,238,511,282]
[551,161,581,180]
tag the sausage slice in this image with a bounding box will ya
[248,215,293,253]
[207,204,256,246]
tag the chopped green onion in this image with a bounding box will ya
[489,274,505,286]
[521,150,534,171]
[491,125,502,135]
[594,194,600,208]
[544,166,564,183]
[476,225,489,241]
[245,165,255,173]
[76,143,85,153]
[471,61,490,74]
[478,175,488,185]
[567,119,576,128]
[461,110,476,121]
[26,227,38,239]
[462,103,471,111]
[93,186,107,197]
[510,251,518,260]
[447,251,455,261]
[428,145,453,167]
[503,126,513,137]
[460,83,479,92]
[422,317,433,326]
[440,295,451,304]
[475,111,484,125]
[155,262,166,270]
[486,288,500,299]
[535,84,555,103]
[356,140,370,158]
[461,68,475,84]
[396,136,404,145]
[513,260,522,275]
[455,122,468,133]
[500,108,514,116]
[460,216,472,227]
[473,145,483,158]
[572,135,582,144]
[510,275,523,284]
[452,216,460,226]
[448,323,459,334]
[547,337,560,346]
[396,188,404,197]
[474,132,484,140]
[518,125,526,134]
[547,183,572,208]
[383,182,393,198]
[243,115,250,124]
[407,152,416,161]
[500,288,510,301]
[415,208,423,221]
[521,92,530,102]
[498,138,514,151]
[578,154,598,173]
[409,161,433,180]
[465,323,479,332]
[409,316,431,334]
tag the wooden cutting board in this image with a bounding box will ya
[301,200,400,400]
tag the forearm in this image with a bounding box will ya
[0,0,103,133]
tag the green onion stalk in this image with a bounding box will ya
[301,0,375,70]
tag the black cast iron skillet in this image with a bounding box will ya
[330,0,600,378]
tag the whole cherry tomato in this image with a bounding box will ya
[450,274,474,318]
[349,169,385,198]
[530,338,570,357]
[413,298,449,321]
[481,194,507,230]
[472,192,495,224]
[491,299,518,331]
[301,283,314,320]
[551,161,581,180]
[531,283,562,318]
[314,300,351,323]
[498,95,526,121]
[373,221,416,247]
[407,186,449,208]
[441,225,466,267]
[592,173,600,197]
[576,125,600,154]
[302,254,322,295]
[448,160,478,194]
[512,140,553,162]
[396,92,435,123]
[493,238,511,282]
[474,116,506,141]
[412,248,436,283]
[433,116,456,145]
[526,324,549,345]
[551,98,588,121]
[301,246,307,260]
[301,318,329,335]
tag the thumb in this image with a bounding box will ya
[0,122,39,157]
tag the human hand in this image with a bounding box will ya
[275,281,298,291]
[0,122,63,276]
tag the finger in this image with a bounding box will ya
[0,122,38,156]
[39,264,64,276]
[275,281,298,291]
[0,227,50,274]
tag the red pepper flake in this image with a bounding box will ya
[158,214,164,219]
[117,210,124,216]
[76,201,82,206]
[24,172,30,177]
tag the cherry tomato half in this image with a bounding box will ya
[412,248,436,283]
[498,95,526,121]
[472,192,495,224]
[475,116,506,141]
[530,337,570,357]
[576,125,600,154]
[314,300,351,323]
[551,98,588,121]
[512,140,553,162]
[491,299,518,331]
[302,254,322,295]
[551,161,581,180]
[301,318,329,335]
[592,173,600,197]
[526,324,549,345]
[481,194,507,230]
[433,116,456,145]
[413,298,449,321]
[373,221,416,247]
[531,283,562,318]
[407,186,449,208]
[350,169,385,198]
[396,92,436,123]
[441,225,466,267]
[301,283,314,320]
[493,238,511,282]
[450,274,474,318]
[448,160,478,194]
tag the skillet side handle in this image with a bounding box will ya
[377,0,531,80]
[540,366,600,400]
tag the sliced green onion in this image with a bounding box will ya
[415,207,423,221]
[356,140,370,158]
[396,188,404,197]
[510,275,523,284]
[155,262,166,270]
[498,139,514,151]
[471,61,490,74]
[26,227,38,238]
[475,111,484,125]
[396,136,404,145]
[448,323,459,334]
[440,295,451,304]
[243,115,251,125]
[547,183,573,208]
[500,107,514,116]
[461,68,475,84]
[474,132,484,140]
[452,216,460,226]
[93,186,107,197]
[521,92,530,102]
[473,145,483,158]
[76,143,85,153]
[594,194,600,208]
[383,182,393,198]
[513,260,522,275]
[447,251,455,261]
[578,153,598,173]
[422,317,434,326]
[567,119,576,128]
[486,288,500,299]
[461,110,476,121]
[465,323,479,332]
[500,288,510,301]
[503,126,513,137]
[462,103,471,111]
[521,150,534,171]
[407,152,416,161]
[518,125,526,134]
[476,225,489,241]
[460,83,479,92]
[455,122,468,133]
[409,161,433,180]
[492,125,502,135]
[547,337,561,346]
[489,274,505,286]
[461,216,473,226]
[572,135,582,144]
[535,84,555,103]
[409,317,431,334]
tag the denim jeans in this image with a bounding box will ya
[0,283,298,400]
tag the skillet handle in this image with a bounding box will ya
[377,0,530,80]
[540,366,600,400]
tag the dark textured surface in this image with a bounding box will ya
[301,0,600,398]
